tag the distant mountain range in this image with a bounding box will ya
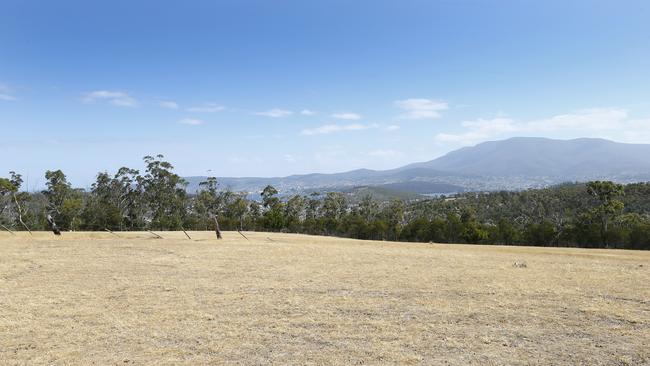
[185,137,650,197]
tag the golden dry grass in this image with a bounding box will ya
[0,231,648,365]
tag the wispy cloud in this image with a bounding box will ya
[255,108,293,118]
[525,108,627,132]
[179,118,204,126]
[436,118,516,145]
[331,112,362,120]
[301,123,371,135]
[159,100,179,109]
[82,90,138,107]
[385,125,400,131]
[0,84,16,101]
[395,98,448,119]
[187,103,225,113]
[435,108,634,145]
[300,109,316,116]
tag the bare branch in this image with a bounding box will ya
[13,193,32,235]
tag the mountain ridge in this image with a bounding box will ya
[184,137,650,195]
[403,137,650,177]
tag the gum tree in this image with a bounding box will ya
[587,181,625,247]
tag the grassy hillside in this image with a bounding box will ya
[1,232,648,364]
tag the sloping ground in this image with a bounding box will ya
[0,232,648,365]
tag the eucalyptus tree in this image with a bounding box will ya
[248,200,262,230]
[195,177,220,217]
[322,192,346,235]
[114,167,145,230]
[42,169,83,230]
[305,192,321,219]
[43,170,71,215]
[82,171,129,230]
[284,194,306,232]
[0,178,11,210]
[82,172,118,230]
[260,185,284,231]
[322,192,346,220]
[195,177,220,228]
[384,199,406,241]
[0,175,16,229]
[492,218,519,245]
[195,177,250,231]
[229,193,250,231]
[587,181,625,246]
[261,185,279,208]
[302,192,322,234]
[141,155,188,230]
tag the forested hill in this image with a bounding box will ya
[2,156,650,249]
[185,137,650,194]
[403,182,650,249]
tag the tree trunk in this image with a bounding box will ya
[13,193,32,234]
[46,214,61,235]
[214,216,222,239]
[603,216,609,248]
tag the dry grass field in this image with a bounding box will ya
[0,231,648,365]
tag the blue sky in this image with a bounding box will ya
[1,0,649,188]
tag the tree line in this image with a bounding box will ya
[1,155,649,250]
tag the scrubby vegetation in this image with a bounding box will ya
[2,155,649,249]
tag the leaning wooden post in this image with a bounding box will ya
[148,230,164,239]
[213,216,222,239]
[181,226,192,240]
[0,224,16,235]
[104,228,121,238]
[237,229,250,241]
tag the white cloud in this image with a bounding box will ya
[386,125,400,131]
[526,108,627,131]
[0,84,16,101]
[187,103,225,113]
[255,108,293,118]
[435,108,637,146]
[301,123,370,135]
[82,90,138,107]
[284,154,297,163]
[621,118,650,143]
[159,101,179,109]
[436,117,517,145]
[300,109,316,116]
[179,118,204,126]
[395,98,448,119]
[331,112,362,120]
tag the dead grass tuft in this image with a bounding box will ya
[513,260,528,268]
